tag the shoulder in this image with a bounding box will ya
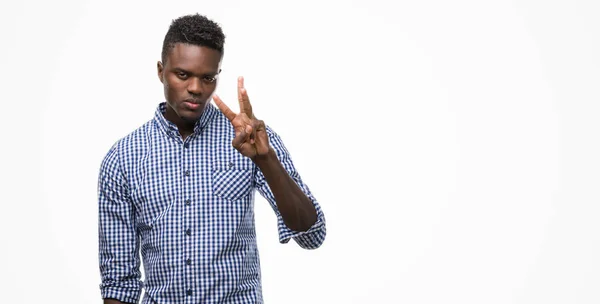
[99,120,155,172]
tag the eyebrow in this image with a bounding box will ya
[172,67,219,77]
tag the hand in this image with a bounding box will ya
[213,76,271,160]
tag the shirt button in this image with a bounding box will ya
[186,258,192,265]
[184,170,190,176]
[185,199,191,206]
[184,143,189,148]
[186,228,191,236]
[186,289,193,296]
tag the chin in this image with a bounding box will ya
[177,106,204,121]
[179,112,203,122]
[166,101,205,123]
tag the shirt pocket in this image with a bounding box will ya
[212,167,254,201]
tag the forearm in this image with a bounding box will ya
[254,148,317,231]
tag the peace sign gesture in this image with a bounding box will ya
[213,77,271,160]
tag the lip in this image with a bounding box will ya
[183,100,202,110]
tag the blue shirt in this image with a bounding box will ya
[98,102,326,303]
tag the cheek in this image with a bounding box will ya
[165,79,184,97]
[205,82,217,94]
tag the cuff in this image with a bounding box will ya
[278,211,327,249]
[100,284,142,304]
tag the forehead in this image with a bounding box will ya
[166,43,222,72]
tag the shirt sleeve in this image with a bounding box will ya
[254,127,327,249]
[98,144,142,303]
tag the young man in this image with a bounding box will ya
[98,13,326,304]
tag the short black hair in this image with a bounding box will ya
[161,13,226,63]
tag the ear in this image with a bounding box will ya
[157,61,164,83]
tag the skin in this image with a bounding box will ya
[158,43,222,139]
[104,42,317,304]
[214,78,318,232]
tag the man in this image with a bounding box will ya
[98,13,326,304]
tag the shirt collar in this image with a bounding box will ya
[154,102,218,138]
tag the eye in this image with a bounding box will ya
[203,75,216,83]
[176,72,188,79]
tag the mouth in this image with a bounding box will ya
[183,99,203,110]
[184,98,203,104]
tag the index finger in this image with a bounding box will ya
[237,76,254,118]
[213,94,237,122]
[237,76,244,102]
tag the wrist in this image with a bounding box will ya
[252,147,277,167]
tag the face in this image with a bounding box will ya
[157,43,222,126]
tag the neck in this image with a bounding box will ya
[164,107,197,140]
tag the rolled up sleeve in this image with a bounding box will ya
[98,145,142,303]
[254,127,327,249]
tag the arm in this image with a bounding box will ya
[253,129,327,249]
[98,146,142,303]
[212,77,326,248]
[253,147,317,232]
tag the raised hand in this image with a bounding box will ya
[213,76,271,160]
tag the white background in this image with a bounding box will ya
[1,0,599,303]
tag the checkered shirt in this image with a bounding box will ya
[98,102,326,303]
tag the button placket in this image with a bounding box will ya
[182,138,195,300]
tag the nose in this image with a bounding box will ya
[187,77,203,96]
